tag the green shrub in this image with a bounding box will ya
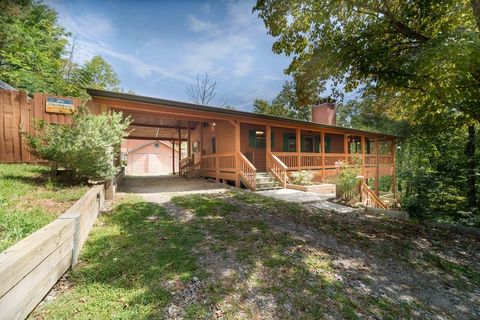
[23,107,131,182]
[290,170,314,185]
[336,157,361,200]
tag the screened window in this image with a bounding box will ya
[282,133,296,152]
[249,130,274,149]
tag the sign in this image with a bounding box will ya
[45,97,75,114]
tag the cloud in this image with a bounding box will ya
[201,3,211,14]
[179,1,266,79]
[187,15,221,36]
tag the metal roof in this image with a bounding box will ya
[87,88,399,139]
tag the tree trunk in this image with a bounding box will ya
[465,125,477,210]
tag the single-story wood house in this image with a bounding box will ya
[87,89,398,203]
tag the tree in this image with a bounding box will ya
[65,55,121,96]
[23,108,131,182]
[0,1,125,97]
[0,0,69,94]
[80,55,121,91]
[255,0,480,122]
[253,80,311,121]
[255,0,480,215]
[186,74,217,105]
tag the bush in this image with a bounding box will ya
[336,157,361,200]
[290,170,314,185]
[23,107,131,182]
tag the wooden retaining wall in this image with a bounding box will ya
[0,184,105,320]
[0,89,82,163]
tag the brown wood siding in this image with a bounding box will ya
[0,90,82,163]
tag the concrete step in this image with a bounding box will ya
[256,187,282,191]
[256,183,280,189]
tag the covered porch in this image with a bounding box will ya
[87,89,396,200]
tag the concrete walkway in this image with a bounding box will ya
[118,175,229,204]
[118,175,357,214]
[256,188,358,213]
[257,188,333,203]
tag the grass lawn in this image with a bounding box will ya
[0,163,88,251]
[32,190,480,319]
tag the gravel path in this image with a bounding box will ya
[119,175,480,319]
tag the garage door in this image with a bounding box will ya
[131,154,148,174]
[147,154,172,174]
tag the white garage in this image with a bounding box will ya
[126,140,179,175]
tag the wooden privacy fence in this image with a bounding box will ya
[0,89,82,163]
[0,184,105,320]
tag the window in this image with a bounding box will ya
[302,136,314,152]
[249,130,272,149]
[154,143,160,148]
[255,130,266,148]
[283,133,296,152]
[325,136,331,153]
[211,137,216,154]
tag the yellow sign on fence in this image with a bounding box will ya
[45,97,75,114]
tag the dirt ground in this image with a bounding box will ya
[123,175,480,319]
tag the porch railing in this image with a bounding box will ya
[217,152,236,172]
[179,155,194,175]
[272,152,394,170]
[268,152,287,188]
[359,179,387,209]
[238,151,256,191]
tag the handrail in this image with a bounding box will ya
[359,179,387,209]
[179,155,194,175]
[268,152,287,188]
[238,151,256,191]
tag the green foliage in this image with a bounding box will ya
[254,80,311,120]
[336,158,361,201]
[31,195,204,319]
[254,0,480,122]
[255,0,480,224]
[0,0,69,94]
[290,170,314,186]
[0,1,123,97]
[23,108,131,182]
[64,55,122,98]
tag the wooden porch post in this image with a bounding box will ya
[178,129,181,174]
[234,121,241,187]
[392,140,396,194]
[171,140,175,175]
[321,131,325,180]
[296,128,301,169]
[344,134,348,162]
[215,125,219,182]
[266,124,271,170]
[361,135,366,177]
[187,121,191,159]
[200,121,203,163]
[374,139,380,196]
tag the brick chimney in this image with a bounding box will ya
[312,102,336,126]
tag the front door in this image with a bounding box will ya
[247,129,267,171]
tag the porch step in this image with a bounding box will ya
[255,172,281,191]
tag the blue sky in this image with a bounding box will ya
[46,0,292,111]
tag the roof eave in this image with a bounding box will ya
[87,88,400,139]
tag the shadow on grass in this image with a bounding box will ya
[35,192,480,319]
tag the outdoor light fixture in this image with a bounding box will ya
[212,122,216,127]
